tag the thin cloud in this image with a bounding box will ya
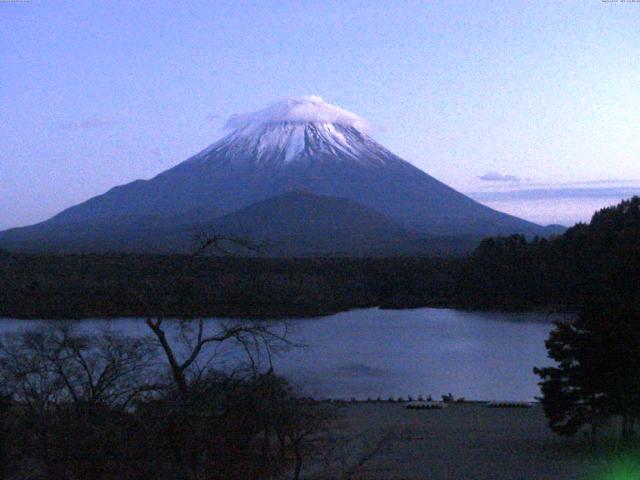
[524,178,638,188]
[224,96,370,132]
[479,171,523,183]
[61,117,120,130]
[204,113,222,122]
[470,186,640,202]
[568,178,637,185]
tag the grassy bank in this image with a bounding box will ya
[313,402,632,480]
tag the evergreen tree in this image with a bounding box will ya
[535,304,640,438]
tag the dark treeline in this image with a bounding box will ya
[461,196,640,309]
[0,255,460,319]
[1,197,639,319]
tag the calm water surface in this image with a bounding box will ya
[0,308,568,401]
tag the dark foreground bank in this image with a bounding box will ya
[286,402,632,480]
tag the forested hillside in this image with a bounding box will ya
[1,197,638,319]
[458,196,640,308]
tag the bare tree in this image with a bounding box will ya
[0,324,159,410]
[142,234,294,402]
[137,235,298,480]
[278,400,338,480]
[0,323,159,478]
[146,317,292,402]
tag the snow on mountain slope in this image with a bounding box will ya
[193,121,392,167]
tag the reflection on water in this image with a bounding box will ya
[0,308,570,401]
[275,308,568,401]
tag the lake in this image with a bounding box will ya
[0,308,567,401]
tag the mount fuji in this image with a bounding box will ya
[0,96,560,255]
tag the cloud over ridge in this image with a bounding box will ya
[224,95,370,132]
[479,171,522,183]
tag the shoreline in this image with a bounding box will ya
[0,303,575,321]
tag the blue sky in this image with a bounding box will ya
[1,0,639,229]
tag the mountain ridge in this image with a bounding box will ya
[0,96,560,255]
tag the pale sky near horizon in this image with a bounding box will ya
[1,1,639,229]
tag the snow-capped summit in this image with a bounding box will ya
[194,97,383,166]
